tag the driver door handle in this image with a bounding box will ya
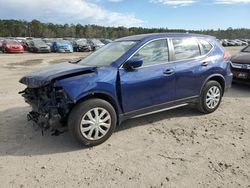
[202,62,209,66]
[163,69,174,75]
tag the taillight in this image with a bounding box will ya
[223,51,231,61]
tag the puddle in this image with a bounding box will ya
[48,58,80,64]
[9,59,44,66]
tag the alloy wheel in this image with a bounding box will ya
[80,107,111,140]
[206,86,221,109]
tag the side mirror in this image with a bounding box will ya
[124,56,143,70]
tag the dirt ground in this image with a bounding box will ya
[0,47,249,188]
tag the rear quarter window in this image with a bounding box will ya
[172,38,201,61]
[199,39,213,54]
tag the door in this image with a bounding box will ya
[119,39,176,113]
[171,38,213,99]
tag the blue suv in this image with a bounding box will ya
[19,33,233,146]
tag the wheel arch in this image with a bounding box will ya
[201,74,226,95]
[74,92,121,121]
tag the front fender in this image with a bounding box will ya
[54,66,121,111]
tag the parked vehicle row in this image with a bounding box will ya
[221,39,250,47]
[1,37,111,53]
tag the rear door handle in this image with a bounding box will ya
[202,62,209,66]
[163,69,174,75]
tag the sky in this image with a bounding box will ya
[0,0,249,30]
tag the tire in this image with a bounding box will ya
[197,80,223,114]
[68,98,117,146]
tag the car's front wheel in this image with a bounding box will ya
[197,80,223,114]
[68,98,117,146]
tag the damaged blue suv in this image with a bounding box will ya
[20,33,233,146]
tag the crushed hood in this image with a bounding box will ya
[19,62,96,88]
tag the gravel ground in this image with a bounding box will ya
[0,47,249,188]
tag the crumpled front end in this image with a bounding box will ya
[19,85,73,130]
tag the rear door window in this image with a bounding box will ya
[199,39,213,54]
[172,38,201,61]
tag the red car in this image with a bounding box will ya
[2,39,24,53]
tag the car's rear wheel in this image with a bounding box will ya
[197,80,222,114]
[68,98,117,146]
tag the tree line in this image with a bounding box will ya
[0,19,250,39]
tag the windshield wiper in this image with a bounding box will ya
[69,59,82,64]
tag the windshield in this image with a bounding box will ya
[76,39,87,45]
[43,39,52,43]
[242,46,250,53]
[6,40,19,45]
[33,40,45,45]
[78,41,136,67]
[91,39,103,45]
[57,40,70,45]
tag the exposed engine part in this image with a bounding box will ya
[21,85,73,132]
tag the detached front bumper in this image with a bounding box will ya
[20,87,73,130]
[27,109,61,130]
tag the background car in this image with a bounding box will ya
[2,39,24,53]
[87,39,105,51]
[231,40,242,46]
[74,39,92,52]
[235,39,248,46]
[241,39,250,44]
[21,39,29,51]
[0,39,3,51]
[29,39,51,53]
[222,39,237,46]
[42,38,53,50]
[63,38,78,52]
[230,45,250,83]
[51,39,73,53]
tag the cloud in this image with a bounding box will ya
[0,0,143,27]
[150,0,250,7]
[108,0,123,2]
[214,0,250,4]
[150,0,197,7]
